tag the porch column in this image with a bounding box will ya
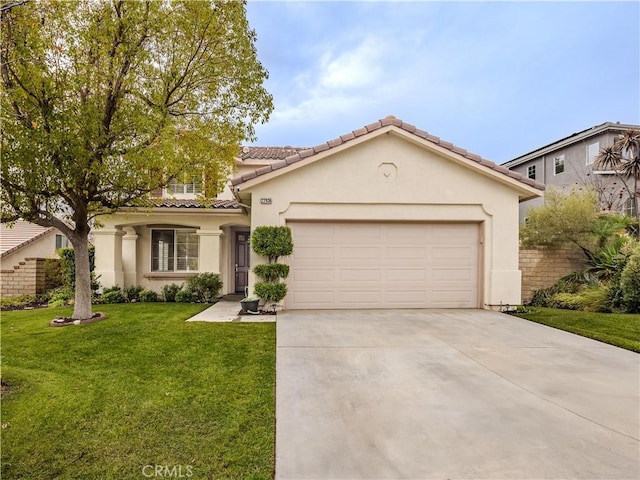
[197,229,223,274]
[93,228,125,289]
[122,227,138,287]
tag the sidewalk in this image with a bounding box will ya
[186,299,276,323]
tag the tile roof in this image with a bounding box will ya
[231,116,546,191]
[142,198,240,209]
[238,146,307,161]
[1,220,55,257]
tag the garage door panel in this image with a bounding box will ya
[287,222,479,309]
[291,269,334,282]
[339,268,382,281]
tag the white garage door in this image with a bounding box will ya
[287,222,480,309]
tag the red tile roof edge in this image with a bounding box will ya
[138,199,241,209]
[231,116,546,191]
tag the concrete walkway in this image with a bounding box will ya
[186,299,276,322]
[276,309,639,479]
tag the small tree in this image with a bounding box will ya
[250,226,293,306]
[520,188,636,265]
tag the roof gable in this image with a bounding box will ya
[231,116,544,197]
[1,220,55,258]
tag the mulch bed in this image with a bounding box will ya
[49,312,107,327]
[238,309,277,316]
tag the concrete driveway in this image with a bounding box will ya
[275,310,639,479]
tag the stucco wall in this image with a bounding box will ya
[520,246,586,302]
[239,132,534,309]
[95,210,248,294]
[0,231,59,271]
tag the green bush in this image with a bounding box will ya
[57,245,97,289]
[549,293,583,310]
[103,290,125,304]
[620,246,640,313]
[578,286,610,312]
[175,288,195,303]
[250,226,293,262]
[253,263,290,281]
[161,283,182,302]
[139,290,159,302]
[44,258,64,290]
[185,273,222,303]
[102,285,122,294]
[47,286,74,307]
[0,295,38,310]
[123,285,144,302]
[529,272,586,307]
[253,282,287,303]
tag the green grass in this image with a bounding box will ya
[1,303,276,479]
[513,307,640,353]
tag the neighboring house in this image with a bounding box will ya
[1,220,70,297]
[503,121,640,222]
[94,116,543,310]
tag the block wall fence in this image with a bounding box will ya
[519,246,586,303]
[1,258,60,298]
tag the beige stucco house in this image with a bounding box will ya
[94,116,544,310]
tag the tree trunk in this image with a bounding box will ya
[70,233,93,320]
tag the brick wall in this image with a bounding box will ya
[1,257,58,298]
[520,246,586,303]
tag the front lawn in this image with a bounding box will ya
[1,303,276,479]
[513,307,640,353]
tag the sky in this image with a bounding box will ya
[245,0,640,163]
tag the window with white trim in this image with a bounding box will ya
[151,229,199,272]
[55,234,70,249]
[527,165,536,180]
[167,175,203,195]
[586,142,599,165]
[554,155,565,175]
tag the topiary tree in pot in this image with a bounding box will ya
[250,226,293,310]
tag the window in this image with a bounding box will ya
[167,175,203,195]
[624,197,637,217]
[554,155,565,175]
[151,229,199,272]
[527,165,536,180]
[586,142,599,165]
[55,234,70,249]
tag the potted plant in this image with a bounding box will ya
[240,287,260,313]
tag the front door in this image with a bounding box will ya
[235,231,250,294]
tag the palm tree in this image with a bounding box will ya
[595,129,640,227]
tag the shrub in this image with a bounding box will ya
[44,258,64,290]
[175,288,195,303]
[253,263,290,282]
[102,290,125,304]
[139,290,159,302]
[57,245,97,289]
[102,285,122,294]
[250,226,293,262]
[185,273,222,303]
[549,292,583,310]
[48,286,74,307]
[161,283,182,302]
[0,295,39,310]
[529,272,586,307]
[124,285,144,303]
[253,282,287,304]
[577,286,610,312]
[620,246,640,312]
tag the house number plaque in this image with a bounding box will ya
[260,198,272,205]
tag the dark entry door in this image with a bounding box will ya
[235,231,250,294]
